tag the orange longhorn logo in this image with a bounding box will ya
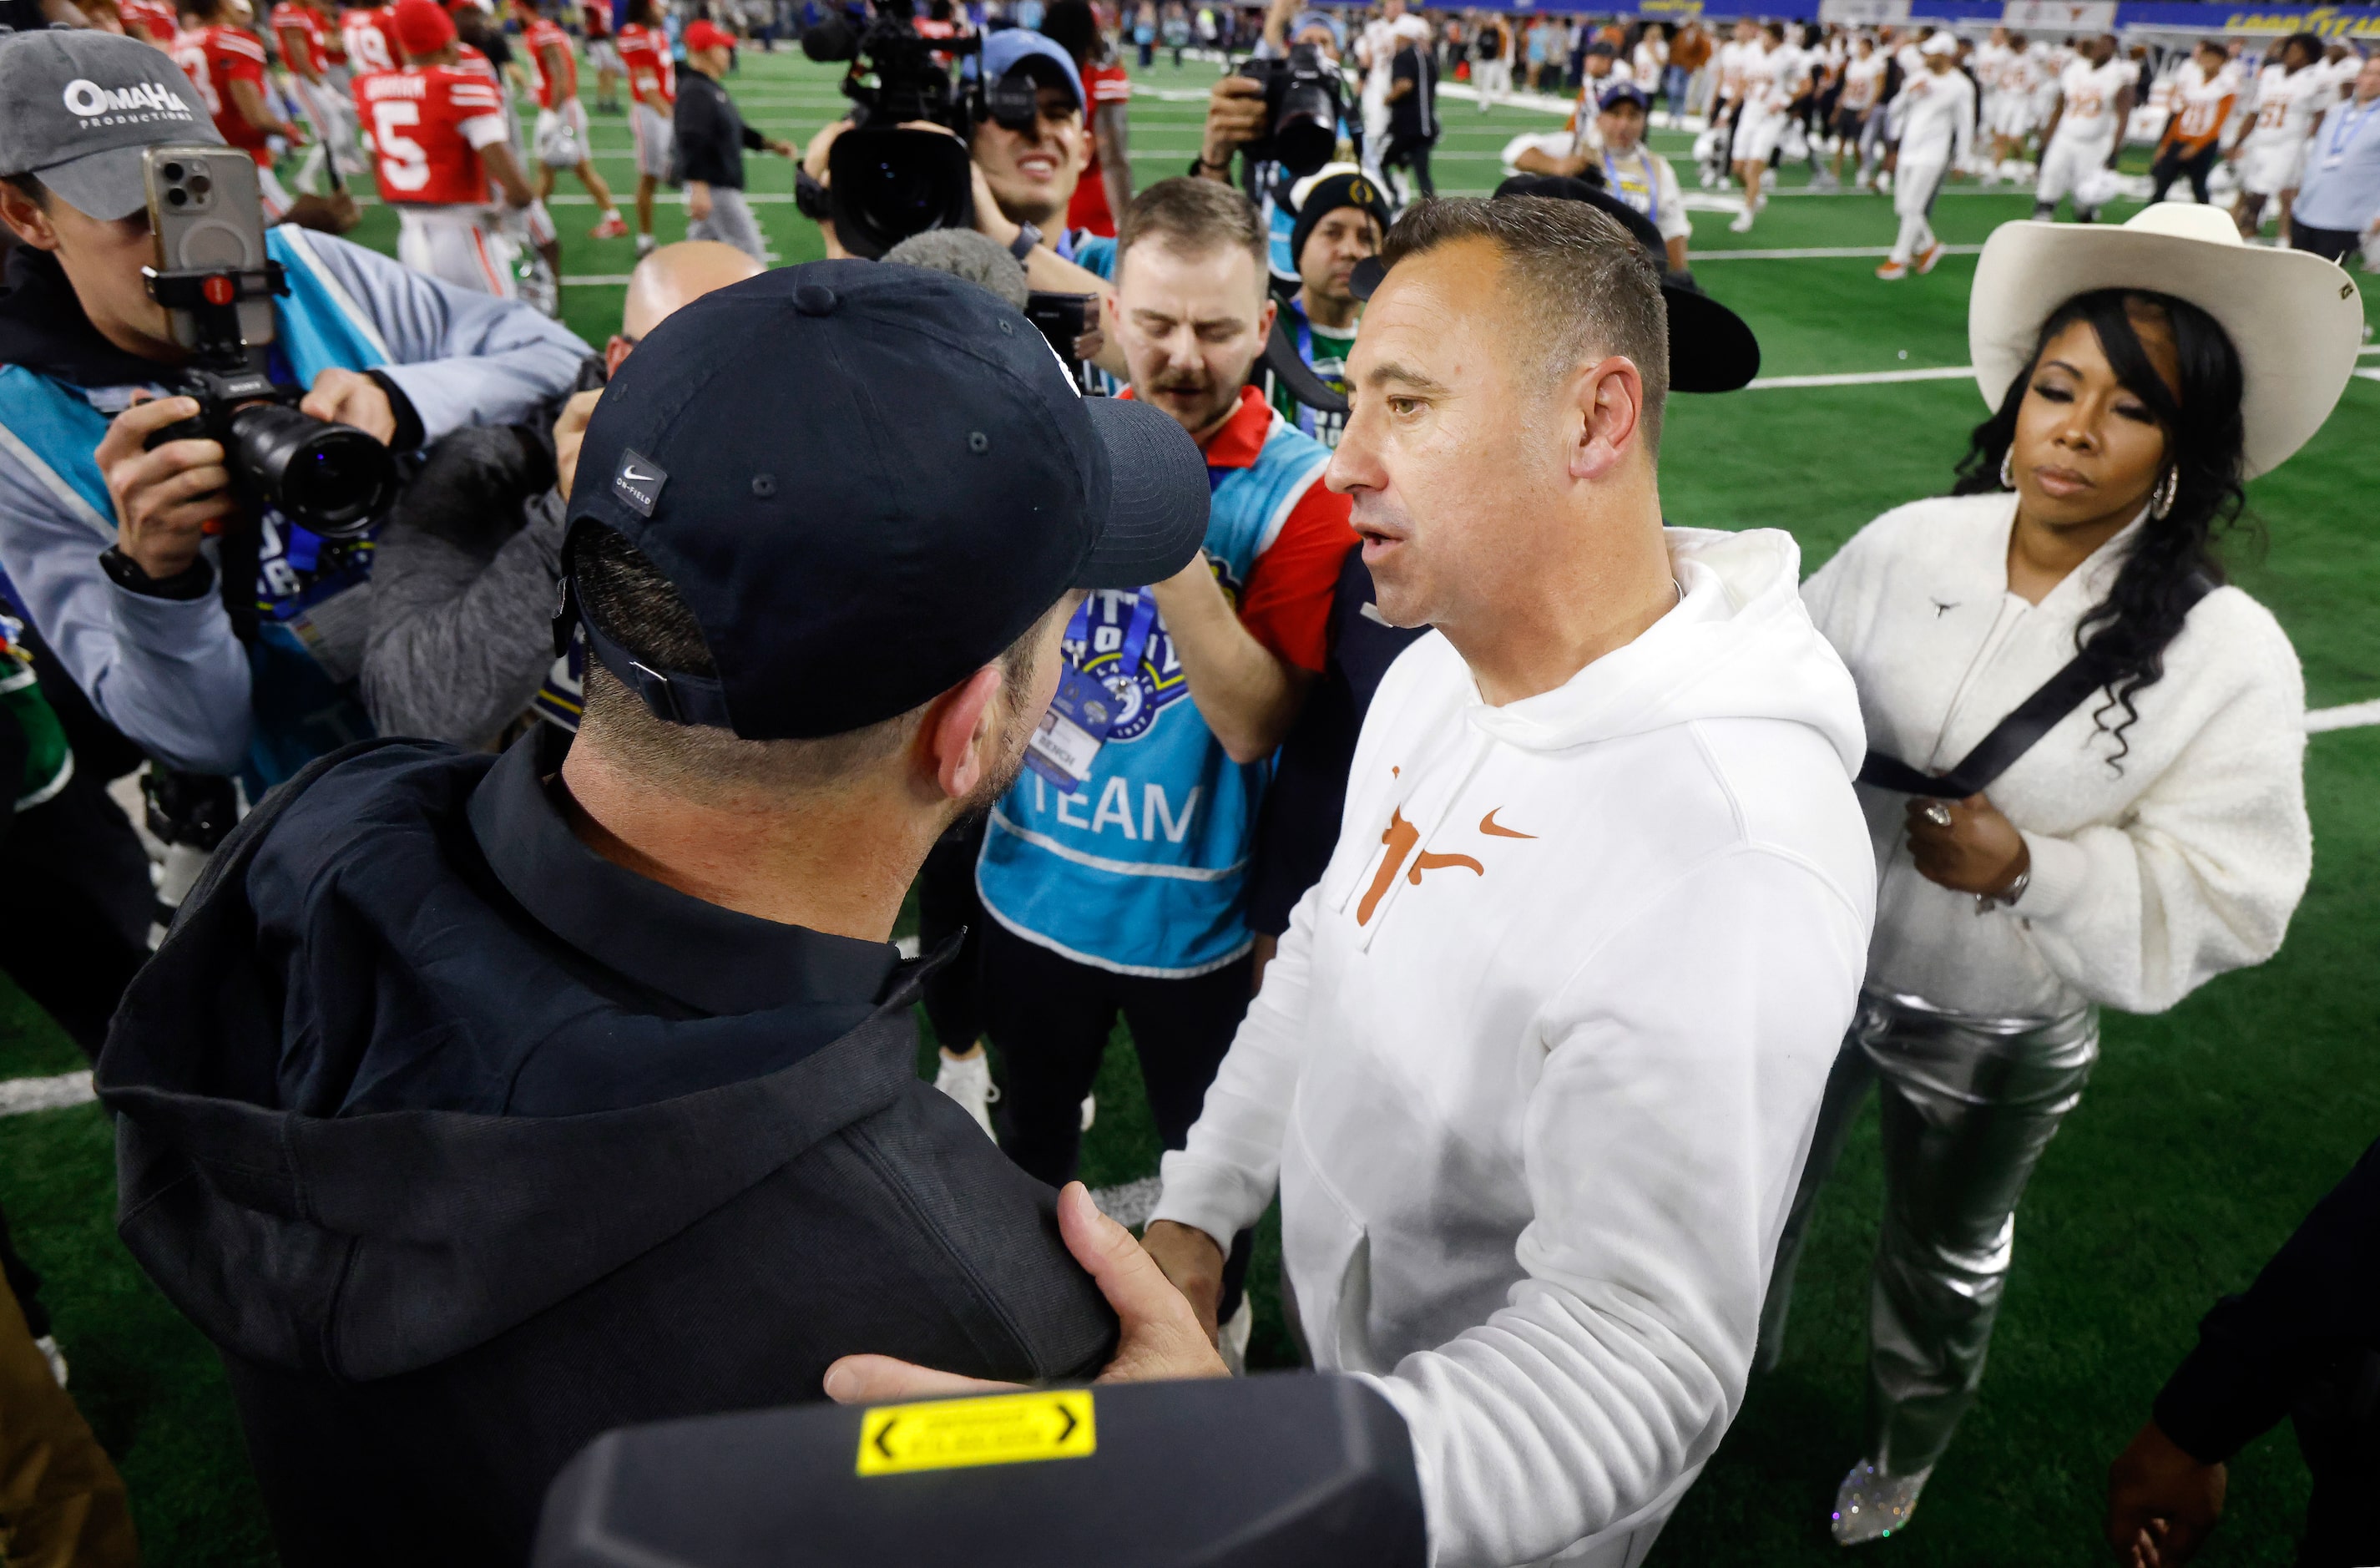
[1357,806,1515,926]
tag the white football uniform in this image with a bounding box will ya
[1734,42,1800,162]
[1993,49,2042,136]
[2238,63,2328,195]
[2038,56,2131,205]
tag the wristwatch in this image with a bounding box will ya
[1975,866,2030,914]
[100,544,213,601]
[1008,223,1042,260]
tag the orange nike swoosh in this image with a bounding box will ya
[1479,809,1536,839]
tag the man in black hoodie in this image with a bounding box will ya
[97,261,1218,1565]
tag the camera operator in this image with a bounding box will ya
[0,30,587,786]
[95,260,1215,1568]
[361,240,761,748]
[1194,0,1358,286]
[676,18,795,263]
[797,28,1128,377]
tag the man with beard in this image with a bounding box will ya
[972,179,1356,1367]
[92,263,1215,1567]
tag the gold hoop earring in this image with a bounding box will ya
[1999,448,2014,491]
[2151,466,2179,520]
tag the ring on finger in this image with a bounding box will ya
[1920,801,1953,830]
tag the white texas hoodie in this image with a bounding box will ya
[1153,529,1877,1567]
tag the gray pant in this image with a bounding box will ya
[686,185,767,264]
[1758,989,2099,1476]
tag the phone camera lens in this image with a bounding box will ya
[165,188,189,208]
[188,174,211,195]
[160,161,184,182]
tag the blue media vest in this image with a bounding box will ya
[0,227,388,792]
[977,404,1333,979]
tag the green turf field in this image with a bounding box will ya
[3,46,2377,1565]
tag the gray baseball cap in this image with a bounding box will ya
[0,28,222,221]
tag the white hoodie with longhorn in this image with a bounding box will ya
[1153,529,1877,1567]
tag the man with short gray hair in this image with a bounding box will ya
[831,195,1877,1566]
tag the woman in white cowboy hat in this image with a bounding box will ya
[1756,203,2364,1546]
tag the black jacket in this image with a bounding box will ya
[96,736,1116,1566]
[2155,1134,2380,1463]
[673,69,766,190]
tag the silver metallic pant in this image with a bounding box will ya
[685,186,768,266]
[1758,989,2099,1476]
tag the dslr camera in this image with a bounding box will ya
[801,0,1054,257]
[139,147,396,541]
[1233,43,1346,179]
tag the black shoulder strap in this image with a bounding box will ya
[1858,571,2216,798]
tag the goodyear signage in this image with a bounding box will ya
[2210,6,2380,37]
[856,1390,1097,1477]
[1401,0,2380,29]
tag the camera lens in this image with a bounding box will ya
[189,173,212,195]
[828,127,973,260]
[166,187,189,208]
[1274,82,1338,176]
[160,161,184,181]
[225,402,396,539]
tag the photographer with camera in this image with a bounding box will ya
[96,259,1215,1568]
[1194,0,1357,286]
[0,30,587,786]
[676,17,795,263]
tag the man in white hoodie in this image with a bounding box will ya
[826,196,1877,1567]
[1145,198,1876,1565]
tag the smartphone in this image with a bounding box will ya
[1024,290,1099,361]
[144,145,276,352]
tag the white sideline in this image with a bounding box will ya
[1689,244,1984,261]
[0,1071,94,1116]
[1746,365,1976,389]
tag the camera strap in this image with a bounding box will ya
[1857,570,2216,799]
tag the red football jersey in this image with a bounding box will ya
[270,2,330,74]
[456,42,501,83]
[1066,60,1131,236]
[617,23,674,105]
[119,0,179,47]
[523,18,578,109]
[341,5,402,73]
[173,26,275,164]
[354,65,511,205]
[582,0,612,39]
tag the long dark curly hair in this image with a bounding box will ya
[1952,288,2249,767]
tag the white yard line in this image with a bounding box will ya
[1745,365,1978,389]
[0,1072,94,1117]
[2307,699,2380,734]
[1690,243,1983,261]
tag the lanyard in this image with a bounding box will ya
[2324,98,2378,164]
[1604,147,1659,225]
[1066,589,1160,691]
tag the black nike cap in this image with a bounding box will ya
[565,260,1210,740]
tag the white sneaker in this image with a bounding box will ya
[34,1334,67,1388]
[1728,210,1756,233]
[931,1052,998,1141]
[1081,1094,1097,1131]
[1218,1295,1254,1376]
[1831,1459,1933,1545]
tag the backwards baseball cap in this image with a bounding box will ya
[0,28,220,222]
[683,18,735,52]
[392,0,458,57]
[980,28,1085,112]
[1289,169,1392,274]
[565,260,1210,740]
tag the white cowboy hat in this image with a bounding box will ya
[1968,204,2365,478]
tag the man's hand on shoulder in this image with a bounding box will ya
[98,394,235,582]
[301,367,397,443]
[821,1184,1229,1404]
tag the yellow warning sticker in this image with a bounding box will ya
[856,1389,1097,1476]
